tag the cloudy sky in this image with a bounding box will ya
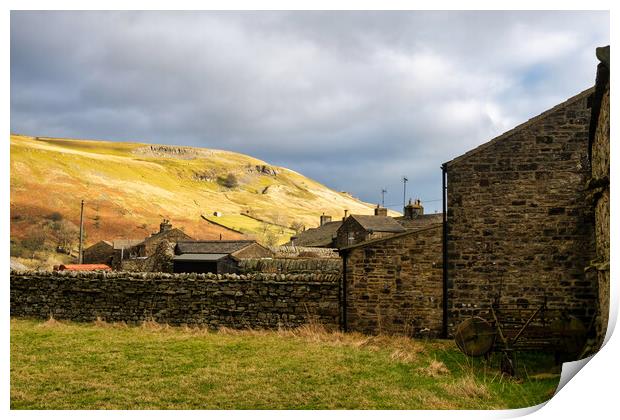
[11,11,609,213]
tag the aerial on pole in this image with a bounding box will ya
[402,176,408,211]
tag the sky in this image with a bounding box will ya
[10,11,609,213]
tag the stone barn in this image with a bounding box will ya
[173,240,273,274]
[339,224,443,337]
[443,87,597,333]
[82,240,114,265]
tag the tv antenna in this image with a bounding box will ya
[402,176,408,210]
[381,188,387,207]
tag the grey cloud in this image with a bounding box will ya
[11,11,609,213]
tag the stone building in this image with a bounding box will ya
[394,199,444,230]
[335,212,406,248]
[173,240,273,274]
[82,240,114,265]
[443,87,597,333]
[131,219,193,257]
[339,224,443,336]
[587,46,610,348]
[288,214,342,248]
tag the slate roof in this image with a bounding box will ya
[173,253,229,261]
[288,221,342,247]
[176,240,258,255]
[142,228,192,245]
[394,213,443,230]
[112,239,144,250]
[58,264,112,271]
[349,215,406,233]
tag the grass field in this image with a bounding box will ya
[10,318,560,410]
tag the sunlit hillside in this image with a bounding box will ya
[10,134,394,251]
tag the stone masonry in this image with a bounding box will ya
[340,225,443,337]
[445,88,597,333]
[10,270,339,330]
[588,46,610,348]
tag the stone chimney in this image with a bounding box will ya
[320,213,332,226]
[374,204,388,217]
[159,219,172,233]
[404,199,424,219]
[343,209,349,221]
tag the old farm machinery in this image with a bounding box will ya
[454,297,588,376]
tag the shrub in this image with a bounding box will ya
[47,212,63,222]
[218,173,239,189]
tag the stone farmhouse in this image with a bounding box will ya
[82,219,192,269]
[130,219,192,258]
[335,212,406,248]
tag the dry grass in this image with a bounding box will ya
[443,376,491,400]
[418,359,451,377]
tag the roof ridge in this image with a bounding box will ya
[445,86,594,167]
[339,223,442,252]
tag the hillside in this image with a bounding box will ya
[10,134,393,252]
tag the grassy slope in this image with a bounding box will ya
[10,318,560,410]
[11,134,388,246]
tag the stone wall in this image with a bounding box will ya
[10,270,339,330]
[445,88,596,334]
[341,225,443,337]
[238,258,342,275]
[588,47,610,348]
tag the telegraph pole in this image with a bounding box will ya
[78,200,84,264]
[381,188,387,207]
[402,176,408,211]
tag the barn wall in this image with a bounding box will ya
[588,52,610,349]
[445,89,596,334]
[342,225,443,337]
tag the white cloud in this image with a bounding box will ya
[10,11,609,212]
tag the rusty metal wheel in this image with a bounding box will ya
[454,316,496,357]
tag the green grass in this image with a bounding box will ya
[10,318,560,409]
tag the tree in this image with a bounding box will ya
[290,221,305,235]
[55,220,79,254]
[21,230,46,259]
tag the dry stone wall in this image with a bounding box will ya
[238,258,342,275]
[10,270,339,329]
[445,89,596,333]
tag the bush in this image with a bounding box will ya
[47,212,63,222]
[218,173,239,189]
[10,242,27,258]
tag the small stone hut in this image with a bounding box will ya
[339,224,443,337]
